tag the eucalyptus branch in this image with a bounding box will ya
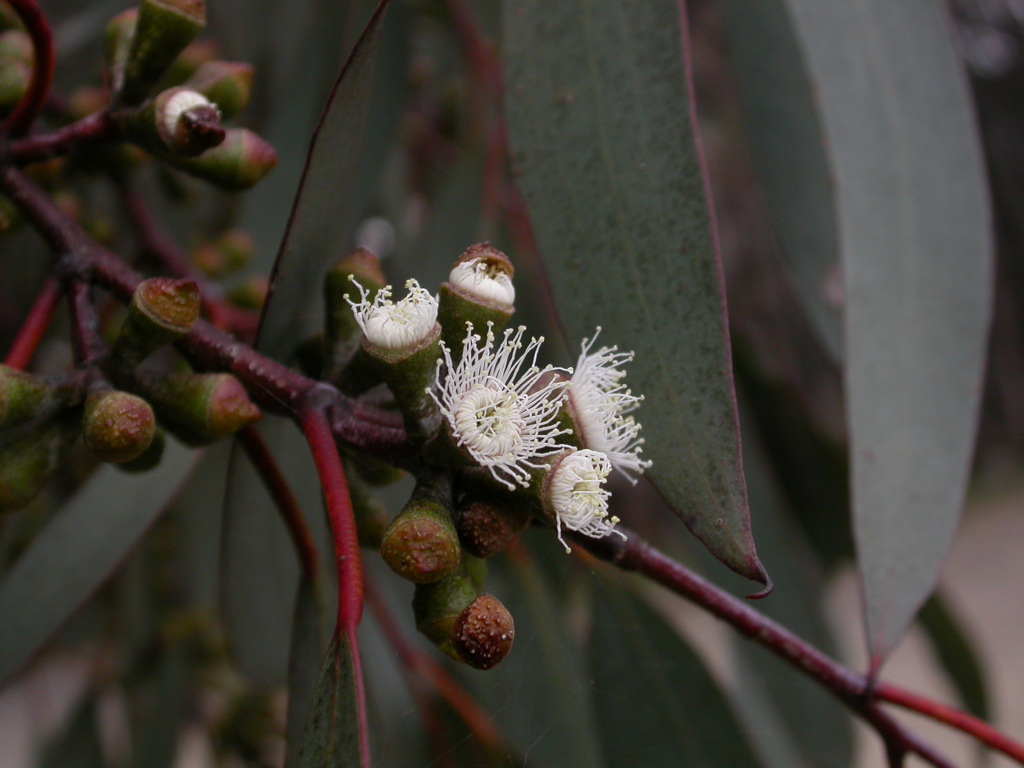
[1,0,54,136]
[4,274,59,368]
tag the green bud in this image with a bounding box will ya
[192,228,253,277]
[0,421,70,512]
[438,243,515,360]
[412,566,477,661]
[82,390,156,464]
[166,128,277,190]
[226,275,268,310]
[183,60,253,119]
[0,366,59,429]
[0,31,30,117]
[452,593,515,670]
[119,86,224,157]
[381,469,459,584]
[363,328,442,445]
[104,9,138,94]
[323,248,387,383]
[120,0,207,105]
[137,372,260,445]
[118,427,166,472]
[111,277,200,368]
[154,37,218,89]
[456,497,531,559]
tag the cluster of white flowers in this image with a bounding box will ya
[348,253,651,552]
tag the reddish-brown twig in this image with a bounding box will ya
[4,274,60,369]
[2,0,55,137]
[7,110,114,164]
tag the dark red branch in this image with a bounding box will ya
[7,110,113,164]
[4,274,60,368]
[2,0,54,137]
[65,282,104,365]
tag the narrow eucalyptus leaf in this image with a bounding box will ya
[502,0,768,586]
[296,634,360,768]
[285,574,327,768]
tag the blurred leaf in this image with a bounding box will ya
[128,646,189,768]
[285,574,327,768]
[37,692,105,768]
[919,592,989,721]
[297,633,361,768]
[719,0,841,359]
[589,581,762,767]
[776,0,993,666]
[257,0,391,361]
[502,0,768,587]
[0,441,198,685]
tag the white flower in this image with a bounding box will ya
[547,449,625,552]
[449,258,515,306]
[346,277,438,351]
[567,328,651,482]
[429,323,572,490]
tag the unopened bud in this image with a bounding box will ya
[438,243,515,359]
[82,390,156,464]
[456,497,531,559]
[184,60,253,119]
[452,593,515,670]
[412,566,477,661]
[0,421,70,512]
[137,372,260,445]
[0,31,31,117]
[111,277,200,368]
[120,87,224,157]
[120,0,206,105]
[119,427,166,472]
[0,366,58,429]
[192,228,253,277]
[381,470,459,583]
[104,9,138,94]
[226,275,268,310]
[167,128,277,190]
[155,37,218,89]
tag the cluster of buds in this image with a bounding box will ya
[0,277,261,513]
[322,242,651,669]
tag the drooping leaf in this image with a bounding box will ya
[296,633,361,768]
[919,592,989,721]
[502,0,768,586]
[256,0,391,361]
[776,0,993,667]
[0,440,197,685]
[718,0,842,360]
[588,579,762,767]
[285,574,327,768]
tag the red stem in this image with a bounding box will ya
[2,0,55,137]
[4,274,60,368]
[8,111,113,164]
[66,282,104,365]
[876,682,1024,763]
[300,405,369,766]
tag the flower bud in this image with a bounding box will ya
[0,366,59,429]
[456,497,531,559]
[104,9,138,94]
[167,128,277,190]
[82,390,157,464]
[120,0,207,105]
[192,228,253,277]
[0,30,31,117]
[118,427,166,472]
[154,37,218,89]
[412,566,477,661]
[183,60,253,119]
[381,469,459,584]
[0,421,70,512]
[120,87,224,157]
[111,277,200,369]
[323,249,386,384]
[452,593,515,670]
[136,372,260,445]
[438,243,515,360]
[226,275,268,310]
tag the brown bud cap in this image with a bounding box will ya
[0,421,69,512]
[381,498,460,584]
[184,60,253,119]
[0,366,57,429]
[452,594,515,670]
[83,391,157,464]
[120,0,207,105]
[168,128,277,190]
[456,497,531,559]
[413,567,478,660]
[137,372,260,445]
[112,278,200,368]
[156,87,223,155]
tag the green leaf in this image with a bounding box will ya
[588,580,762,767]
[0,440,197,685]
[296,633,361,768]
[285,574,328,768]
[502,0,768,586]
[718,0,842,360]
[777,0,993,666]
[256,0,391,361]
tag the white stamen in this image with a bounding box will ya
[547,449,626,552]
[567,327,652,483]
[449,259,516,306]
[428,322,571,489]
[346,277,438,351]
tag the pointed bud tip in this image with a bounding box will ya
[207,375,261,437]
[453,594,514,670]
[84,391,157,464]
